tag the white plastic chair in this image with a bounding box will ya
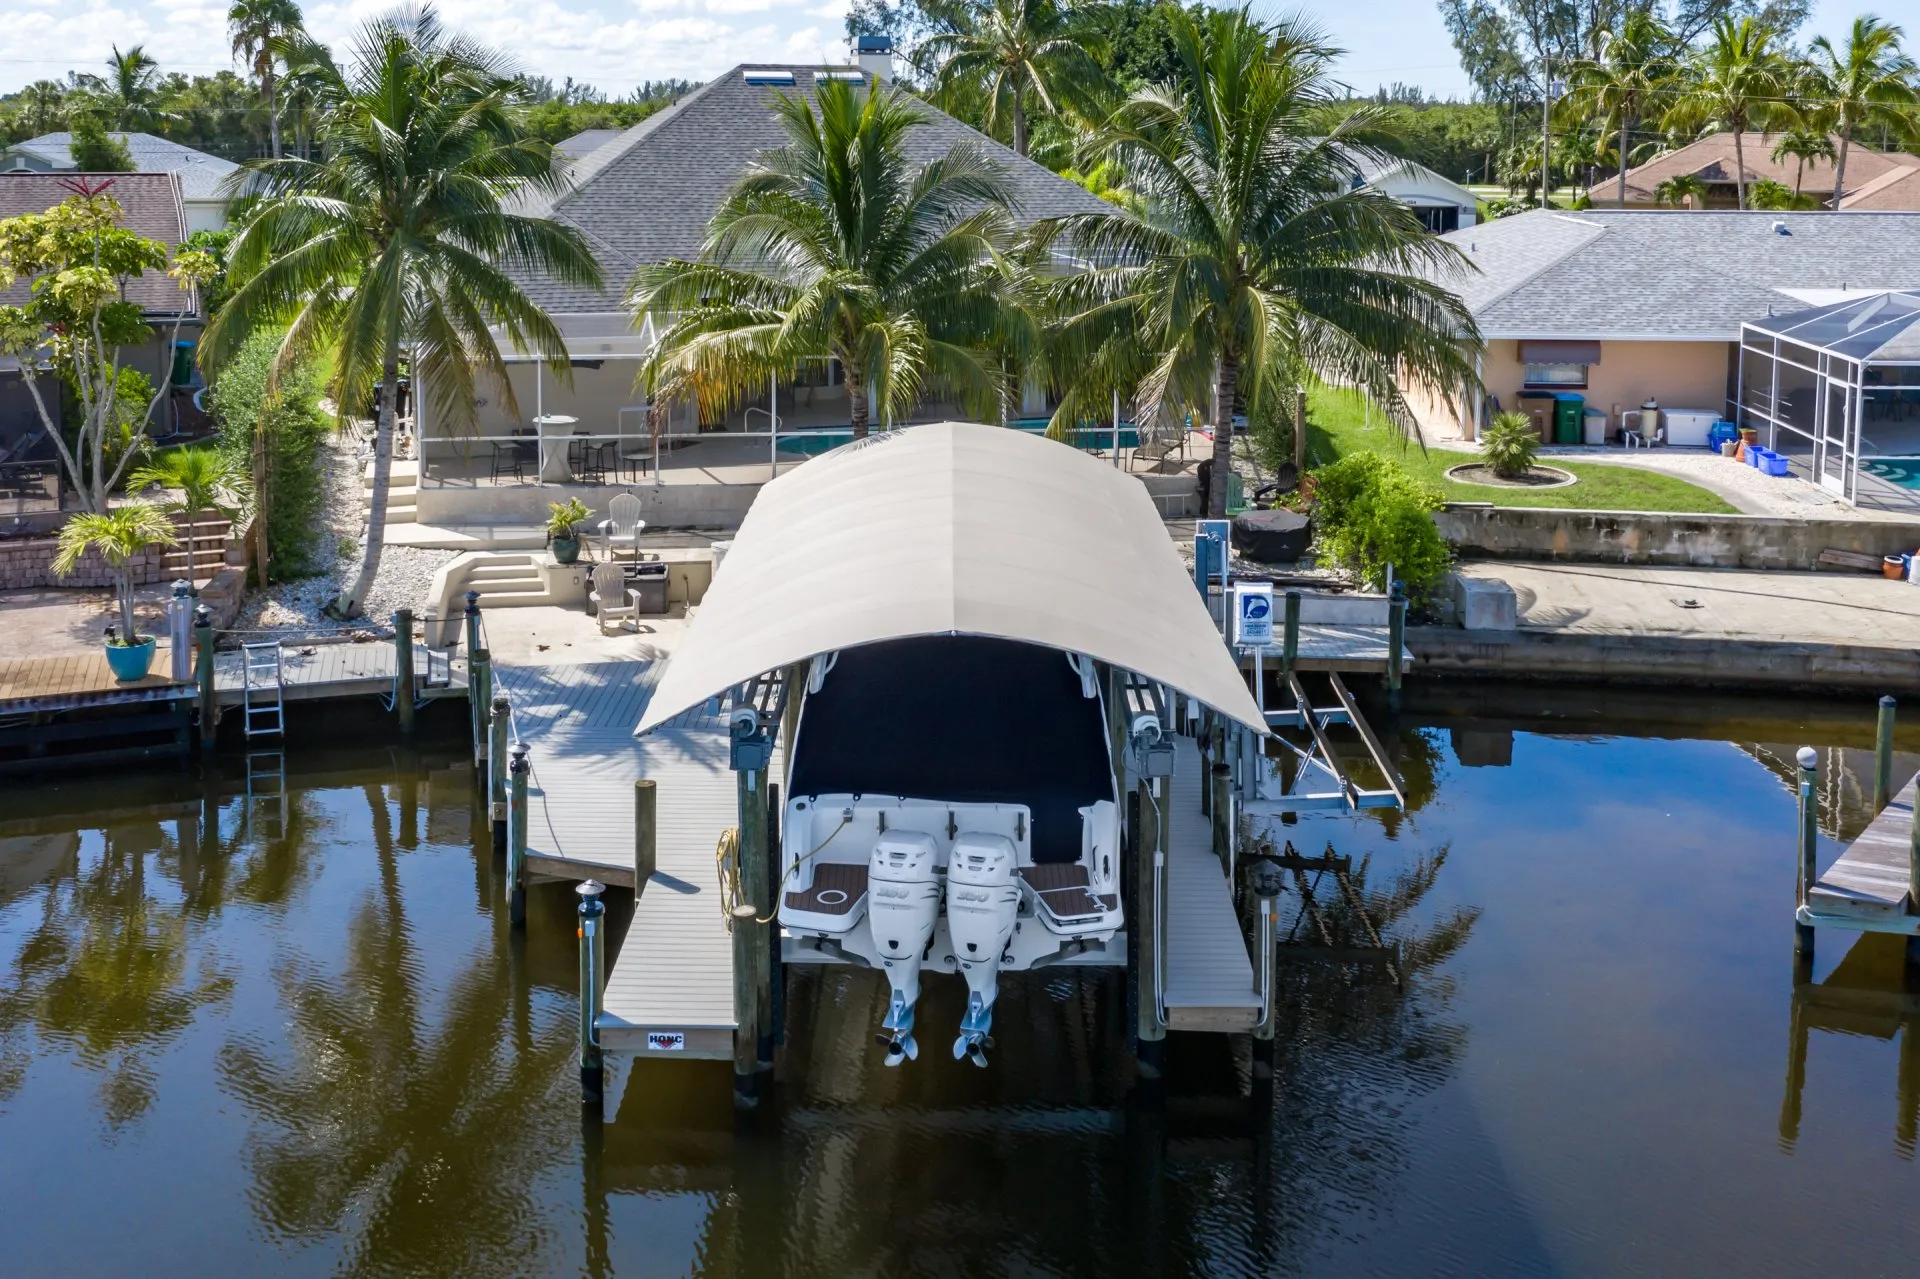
[589,562,638,634]
[598,491,646,561]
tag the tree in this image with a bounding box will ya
[85,44,168,132]
[1803,15,1918,207]
[50,503,178,642]
[917,0,1108,156]
[631,77,1018,443]
[1663,16,1797,210]
[68,115,135,171]
[205,6,600,619]
[20,80,68,134]
[0,188,216,513]
[1560,10,1675,208]
[228,0,306,159]
[129,446,250,588]
[1038,7,1480,517]
[1770,127,1835,198]
[1654,172,1707,207]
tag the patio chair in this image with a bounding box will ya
[598,492,647,562]
[569,432,609,484]
[490,432,532,483]
[588,561,639,634]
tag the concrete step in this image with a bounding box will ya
[384,522,548,550]
[466,587,553,606]
[362,459,422,483]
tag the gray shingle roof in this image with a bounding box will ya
[0,172,194,315]
[554,129,623,162]
[8,132,237,201]
[1436,210,1920,339]
[514,66,1115,314]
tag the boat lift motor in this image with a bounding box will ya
[946,832,1021,1067]
[869,830,941,1066]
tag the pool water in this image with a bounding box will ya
[5,688,1920,1275]
[1864,459,1920,489]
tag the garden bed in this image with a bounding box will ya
[1444,462,1577,489]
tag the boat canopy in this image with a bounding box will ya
[633,421,1268,735]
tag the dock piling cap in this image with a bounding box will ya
[578,880,606,900]
[1796,746,1818,770]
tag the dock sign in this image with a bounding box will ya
[1233,582,1275,647]
[646,1032,686,1052]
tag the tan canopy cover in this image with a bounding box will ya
[634,422,1267,735]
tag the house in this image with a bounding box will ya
[444,61,1114,455]
[1408,209,1920,478]
[0,171,203,491]
[1346,150,1479,232]
[1,132,238,232]
[1610,132,1920,210]
[553,129,622,163]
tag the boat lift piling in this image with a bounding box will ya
[508,743,529,928]
[392,609,416,737]
[1877,696,1897,812]
[489,696,511,857]
[577,880,607,1111]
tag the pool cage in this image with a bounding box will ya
[1737,292,1920,508]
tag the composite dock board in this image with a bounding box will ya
[1810,777,1918,920]
[1238,624,1412,675]
[1161,735,1261,1032]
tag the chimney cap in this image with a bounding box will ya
[856,35,894,53]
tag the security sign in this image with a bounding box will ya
[646,1032,686,1052]
[1232,582,1275,647]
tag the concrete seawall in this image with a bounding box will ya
[1434,505,1920,572]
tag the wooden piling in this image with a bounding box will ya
[634,779,656,894]
[470,649,493,766]
[1210,762,1232,879]
[1796,746,1817,959]
[737,766,773,1079]
[508,743,529,928]
[194,607,217,751]
[1134,778,1166,1072]
[1386,582,1406,710]
[393,608,415,737]
[1876,696,1896,812]
[1282,590,1300,674]
[463,590,480,665]
[577,880,607,1110]
[489,695,510,858]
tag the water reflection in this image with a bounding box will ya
[1781,934,1920,1158]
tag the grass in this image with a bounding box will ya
[1302,385,1739,514]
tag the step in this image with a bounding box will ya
[465,587,553,606]
[465,563,542,581]
[384,522,549,550]
[363,459,422,483]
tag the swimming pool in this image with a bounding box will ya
[1863,459,1920,489]
[775,420,1142,455]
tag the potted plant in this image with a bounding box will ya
[546,497,592,565]
[52,503,178,681]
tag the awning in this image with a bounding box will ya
[1519,340,1602,364]
[634,422,1267,735]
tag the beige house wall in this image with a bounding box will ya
[1430,338,1733,438]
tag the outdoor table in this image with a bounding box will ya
[532,415,579,482]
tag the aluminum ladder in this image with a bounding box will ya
[241,641,285,740]
[244,750,286,842]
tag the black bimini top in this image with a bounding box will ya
[787,635,1113,864]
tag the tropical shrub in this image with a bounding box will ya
[546,498,592,540]
[1480,410,1539,478]
[52,503,177,641]
[1310,452,1449,596]
[209,328,330,580]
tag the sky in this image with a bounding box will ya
[0,0,1887,101]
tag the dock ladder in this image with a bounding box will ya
[245,750,287,842]
[241,641,286,740]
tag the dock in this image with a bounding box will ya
[1805,776,1920,932]
[1162,736,1261,1031]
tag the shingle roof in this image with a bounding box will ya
[1617,133,1918,205]
[554,129,623,163]
[513,65,1115,314]
[1435,209,1920,339]
[7,132,238,201]
[0,172,195,316]
[1841,162,1920,212]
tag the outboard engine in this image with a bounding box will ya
[946,832,1020,1067]
[868,830,941,1066]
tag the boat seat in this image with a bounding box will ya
[785,862,868,916]
[1018,863,1116,922]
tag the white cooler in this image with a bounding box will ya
[1661,409,1721,448]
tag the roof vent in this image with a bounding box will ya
[1772,220,1791,236]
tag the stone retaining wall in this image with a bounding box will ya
[1434,504,1920,572]
[0,536,168,590]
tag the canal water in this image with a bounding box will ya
[4,686,1920,1277]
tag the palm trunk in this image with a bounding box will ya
[1210,354,1237,518]
[120,567,137,640]
[185,510,196,590]
[1012,90,1027,158]
[1833,131,1851,208]
[847,363,869,441]
[1733,129,1747,210]
[265,66,280,159]
[1616,114,1632,207]
[341,353,399,618]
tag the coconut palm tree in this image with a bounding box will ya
[1560,10,1676,208]
[206,6,600,619]
[1771,128,1837,200]
[916,0,1109,157]
[1654,173,1708,208]
[1035,7,1479,517]
[1662,16,1798,211]
[129,446,250,589]
[1803,16,1919,207]
[86,44,168,132]
[50,503,177,642]
[228,0,305,158]
[20,80,67,134]
[630,77,1019,442]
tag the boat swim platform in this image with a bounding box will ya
[1802,774,1920,935]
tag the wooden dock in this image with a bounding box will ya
[0,652,191,712]
[1162,735,1261,1032]
[1236,624,1413,676]
[1807,776,1920,930]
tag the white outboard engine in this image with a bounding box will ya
[946,832,1020,1067]
[868,830,941,1066]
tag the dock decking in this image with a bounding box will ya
[1162,736,1261,1032]
[1237,624,1413,676]
[1808,776,1919,929]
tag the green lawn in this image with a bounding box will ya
[1303,385,1739,514]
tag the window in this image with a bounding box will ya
[1523,362,1588,389]
[1415,205,1460,234]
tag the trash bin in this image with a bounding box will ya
[1582,407,1607,445]
[1552,393,1584,445]
[627,561,669,615]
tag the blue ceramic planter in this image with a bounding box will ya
[105,637,157,682]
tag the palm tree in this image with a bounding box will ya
[1654,173,1708,208]
[206,6,600,620]
[21,80,66,134]
[228,0,305,158]
[917,0,1108,157]
[129,446,250,588]
[1804,16,1919,207]
[50,503,178,641]
[1662,16,1798,210]
[1560,10,1675,208]
[630,77,1018,443]
[1771,128,1837,199]
[87,44,167,132]
[1036,7,1479,517]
